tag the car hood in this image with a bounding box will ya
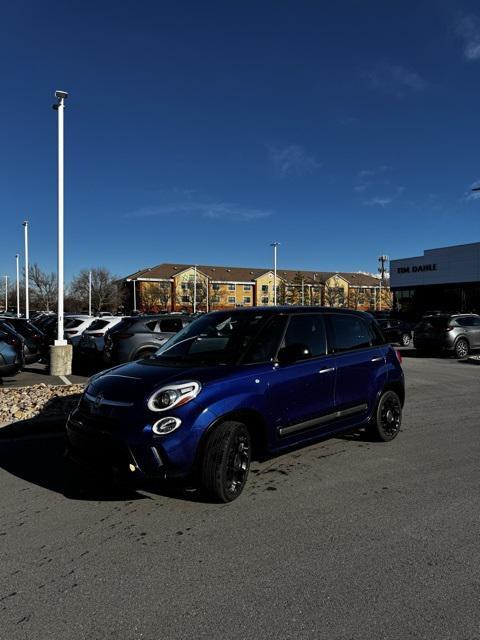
[86,358,237,401]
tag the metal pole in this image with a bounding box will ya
[88,270,92,316]
[301,279,304,306]
[15,254,20,317]
[193,265,197,313]
[23,221,29,319]
[133,280,137,310]
[4,276,7,312]
[379,281,382,311]
[271,242,279,306]
[55,92,67,345]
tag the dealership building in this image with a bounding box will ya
[390,242,480,315]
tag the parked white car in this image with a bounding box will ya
[64,316,97,344]
[77,316,124,358]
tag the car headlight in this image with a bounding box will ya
[147,381,201,412]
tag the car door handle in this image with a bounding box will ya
[318,367,335,374]
[371,356,384,362]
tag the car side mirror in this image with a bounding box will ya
[277,343,310,365]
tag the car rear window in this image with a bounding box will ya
[424,317,451,328]
[88,320,110,331]
[64,319,84,328]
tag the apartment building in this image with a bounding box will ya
[121,263,391,313]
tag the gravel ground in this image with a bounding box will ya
[0,383,85,424]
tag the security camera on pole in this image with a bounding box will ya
[50,90,73,376]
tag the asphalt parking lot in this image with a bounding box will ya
[0,354,479,639]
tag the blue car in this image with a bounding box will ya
[0,323,24,378]
[66,307,405,502]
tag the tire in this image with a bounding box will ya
[367,390,402,442]
[401,333,411,347]
[201,421,251,502]
[454,338,469,359]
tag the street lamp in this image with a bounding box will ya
[193,265,197,313]
[15,254,20,317]
[50,89,72,376]
[89,270,92,316]
[53,90,68,345]
[23,221,29,319]
[270,242,280,306]
[378,255,389,312]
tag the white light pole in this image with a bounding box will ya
[301,279,305,306]
[3,276,7,312]
[23,221,29,319]
[133,280,137,310]
[88,270,92,316]
[53,90,68,345]
[270,242,280,306]
[193,265,197,313]
[15,254,20,317]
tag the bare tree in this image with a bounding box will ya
[29,263,57,311]
[69,268,121,313]
[324,283,346,307]
[177,279,208,312]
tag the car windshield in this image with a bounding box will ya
[153,312,269,366]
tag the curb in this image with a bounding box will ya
[0,415,67,439]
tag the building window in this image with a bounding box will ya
[243,284,251,291]
[228,296,235,303]
[244,296,251,304]
[212,283,220,291]
[261,285,268,292]
[181,295,189,303]
[181,283,188,290]
[211,295,220,303]
[228,284,235,291]
[261,296,269,304]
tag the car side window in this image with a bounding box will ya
[159,318,183,333]
[145,320,160,332]
[472,316,480,326]
[282,314,327,359]
[369,320,387,346]
[329,314,373,352]
[455,317,474,327]
[242,315,288,364]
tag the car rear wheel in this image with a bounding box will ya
[454,338,469,359]
[201,421,251,502]
[401,333,411,346]
[136,349,156,360]
[367,390,402,442]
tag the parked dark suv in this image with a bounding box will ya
[414,313,480,358]
[103,314,191,365]
[66,307,405,502]
[377,318,412,347]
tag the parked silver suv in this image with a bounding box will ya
[103,314,191,365]
[413,313,480,358]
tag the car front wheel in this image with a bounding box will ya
[201,421,251,502]
[454,338,469,359]
[367,390,402,442]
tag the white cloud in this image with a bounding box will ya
[362,63,426,97]
[269,145,321,177]
[364,186,405,207]
[125,200,272,221]
[456,15,480,60]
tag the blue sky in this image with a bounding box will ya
[2,0,480,283]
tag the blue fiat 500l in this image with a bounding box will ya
[66,307,405,502]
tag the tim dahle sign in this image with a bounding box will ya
[396,263,437,274]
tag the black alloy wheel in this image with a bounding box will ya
[454,338,469,359]
[201,421,251,502]
[368,390,402,442]
[401,333,411,346]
